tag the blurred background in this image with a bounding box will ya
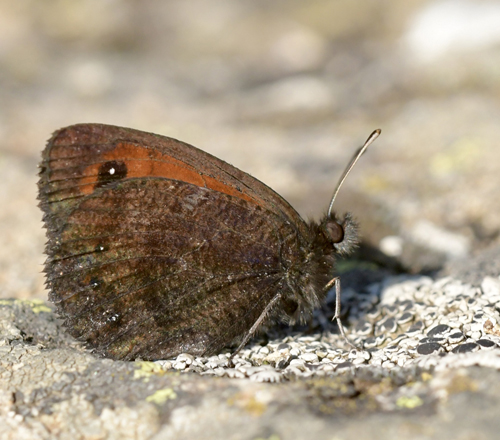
[1,0,499,300]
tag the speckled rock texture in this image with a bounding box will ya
[2,267,500,439]
[1,0,500,438]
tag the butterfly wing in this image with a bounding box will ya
[39,124,311,360]
[39,124,308,235]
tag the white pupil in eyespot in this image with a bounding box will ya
[109,168,115,175]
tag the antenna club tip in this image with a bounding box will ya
[366,129,381,144]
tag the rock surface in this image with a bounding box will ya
[1,1,500,438]
[2,266,500,439]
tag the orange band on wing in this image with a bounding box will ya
[79,143,255,204]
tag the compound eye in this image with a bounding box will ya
[324,221,344,243]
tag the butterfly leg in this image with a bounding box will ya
[230,292,283,359]
[325,276,357,349]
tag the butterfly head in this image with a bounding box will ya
[320,212,358,256]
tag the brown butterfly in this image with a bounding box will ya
[38,124,380,361]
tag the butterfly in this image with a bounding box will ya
[38,123,380,361]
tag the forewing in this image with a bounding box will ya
[39,123,310,238]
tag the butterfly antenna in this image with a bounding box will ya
[327,129,381,217]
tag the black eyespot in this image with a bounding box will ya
[324,221,344,244]
[94,244,107,253]
[89,277,101,290]
[96,160,127,189]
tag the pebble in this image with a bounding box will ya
[381,361,396,369]
[205,360,219,369]
[250,353,266,363]
[407,321,425,334]
[481,277,500,296]
[383,305,399,316]
[447,319,462,329]
[233,359,252,369]
[213,367,226,376]
[470,331,483,340]
[366,307,382,321]
[378,317,398,333]
[176,353,194,364]
[225,369,246,379]
[396,355,410,367]
[476,339,497,349]
[448,332,465,343]
[398,338,419,349]
[416,342,444,355]
[362,337,378,349]
[385,344,400,353]
[353,320,372,335]
[419,337,445,344]
[172,361,187,370]
[336,361,354,369]
[352,356,368,365]
[397,312,414,325]
[316,350,327,359]
[155,360,173,370]
[451,343,480,354]
[320,363,335,372]
[470,322,484,333]
[361,350,372,361]
[289,359,306,371]
[326,350,346,361]
[427,324,451,337]
[300,352,319,363]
